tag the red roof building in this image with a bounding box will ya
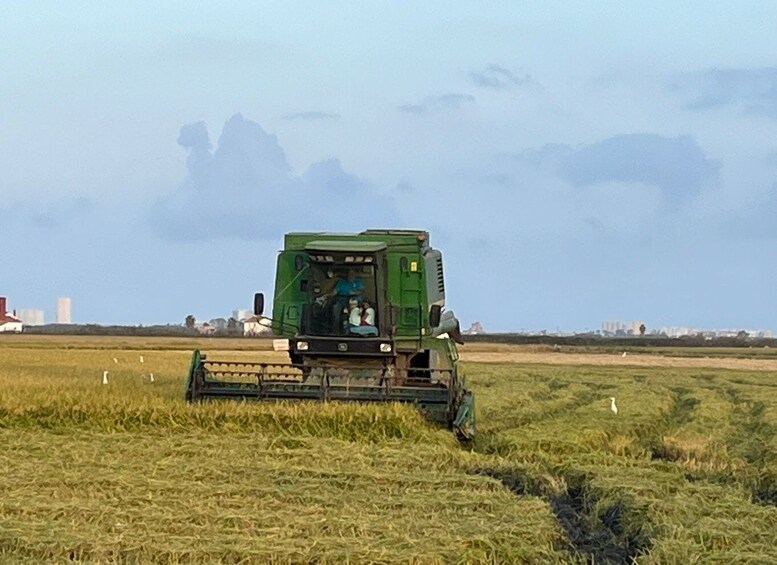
[0,296,23,332]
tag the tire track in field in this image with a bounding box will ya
[659,383,777,509]
[722,386,777,507]
[470,467,652,564]
[467,378,653,563]
[646,386,701,462]
[726,390,775,469]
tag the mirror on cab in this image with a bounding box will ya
[254,293,264,316]
[429,304,442,328]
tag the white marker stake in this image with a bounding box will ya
[102,371,109,385]
[149,372,154,383]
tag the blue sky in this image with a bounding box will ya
[2,2,777,331]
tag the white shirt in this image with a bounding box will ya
[349,307,362,326]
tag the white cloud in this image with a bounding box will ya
[153,114,398,240]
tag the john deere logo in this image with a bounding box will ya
[338,343,348,352]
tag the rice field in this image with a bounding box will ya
[1,335,777,563]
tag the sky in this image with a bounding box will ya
[2,2,777,332]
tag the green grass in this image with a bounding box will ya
[1,336,777,563]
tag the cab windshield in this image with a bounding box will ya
[307,263,378,337]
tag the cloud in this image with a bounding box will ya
[153,113,397,240]
[517,134,720,202]
[468,65,532,89]
[397,93,475,115]
[282,111,341,121]
[672,67,777,119]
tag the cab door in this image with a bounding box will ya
[272,251,307,337]
[397,254,423,337]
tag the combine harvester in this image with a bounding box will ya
[185,230,475,439]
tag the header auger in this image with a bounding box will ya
[185,229,475,440]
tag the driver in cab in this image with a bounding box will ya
[316,268,364,303]
[316,269,365,330]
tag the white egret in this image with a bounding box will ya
[102,371,109,385]
[610,397,618,415]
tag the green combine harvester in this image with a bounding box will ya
[185,229,475,439]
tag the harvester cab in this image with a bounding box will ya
[185,229,475,440]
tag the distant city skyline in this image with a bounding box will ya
[8,296,72,326]
[601,319,773,339]
[2,291,774,337]
[3,291,776,336]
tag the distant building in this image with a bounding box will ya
[196,323,216,335]
[0,297,23,333]
[209,318,228,330]
[17,309,45,326]
[56,297,72,324]
[657,327,692,338]
[655,326,773,338]
[601,321,627,335]
[463,321,485,335]
[232,309,252,321]
[242,316,273,336]
[601,320,646,336]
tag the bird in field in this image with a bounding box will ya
[622,351,627,358]
[102,371,109,385]
[113,357,119,364]
[610,397,618,415]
